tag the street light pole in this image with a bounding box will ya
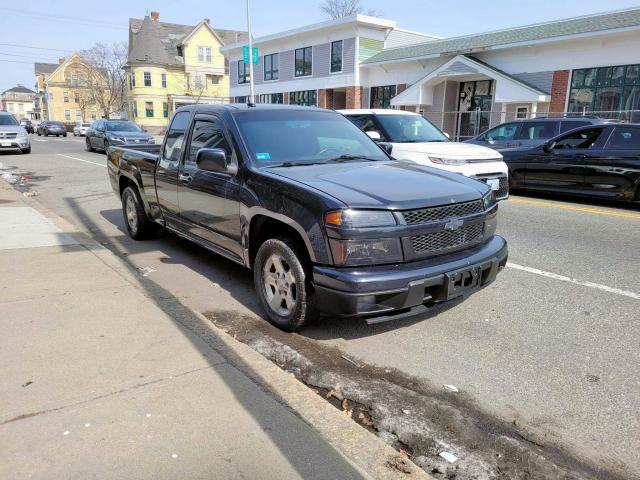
[246,0,255,105]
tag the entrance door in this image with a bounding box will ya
[457,80,493,140]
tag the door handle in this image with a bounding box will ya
[178,173,192,184]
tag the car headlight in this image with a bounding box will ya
[17,131,28,139]
[110,136,126,143]
[483,191,497,210]
[148,137,155,143]
[324,209,397,228]
[329,238,403,266]
[428,156,468,166]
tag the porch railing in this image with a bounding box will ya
[421,109,640,141]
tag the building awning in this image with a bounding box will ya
[391,55,550,106]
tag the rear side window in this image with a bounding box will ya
[516,121,558,140]
[605,126,640,149]
[560,120,590,133]
[484,122,518,141]
[163,111,190,163]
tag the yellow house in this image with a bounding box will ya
[36,54,106,123]
[126,11,246,132]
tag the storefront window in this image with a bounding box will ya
[370,85,397,109]
[569,64,640,115]
[289,90,317,106]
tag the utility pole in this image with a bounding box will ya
[246,0,255,105]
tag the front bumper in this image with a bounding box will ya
[0,139,30,150]
[313,235,507,318]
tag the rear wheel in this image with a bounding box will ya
[63,133,67,137]
[254,238,317,331]
[103,139,110,154]
[121,186,153,240]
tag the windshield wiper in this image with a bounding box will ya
[265,161,326,168]
[324,154,381,163]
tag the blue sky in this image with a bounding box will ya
[1,0,638,92]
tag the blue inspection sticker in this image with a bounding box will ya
[256,152,271,161]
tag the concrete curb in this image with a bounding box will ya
[1,180,431,480]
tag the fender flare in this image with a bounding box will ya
[119,169,153,216]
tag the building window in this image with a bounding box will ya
[264,53,279,81]
[205,47,212,63]
[91,111,97,120]
[289,90,317,106]
[235,96,247,103]
[74,92,80,104]
[76,110,82,121]
[198,46,204,62]
[331,40,343,73]
[63,91,69,103]
[130,72,136,88]
[163,102,169,118]
[208,74,220,84]
[64,109,71,121]
[131,102,137,119]
[161,73,167,88]
[238,60,249,84]
[71,73,78,85]
[145,101,153,117]
[256,93,284,104]
[515,106,529,119]
[370,85,397,109]
[144,71,151,87]
[569,64,640,115]
[194,75,204,90]
[295,46,312,77]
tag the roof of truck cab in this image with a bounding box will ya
[175,103,328,113]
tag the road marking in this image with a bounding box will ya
[507,263,640,300]
[508,197,640,220]
[32,139,47,142]
[56,154,105,168]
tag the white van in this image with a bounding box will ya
[340,109,509,200]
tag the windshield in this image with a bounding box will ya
[375,114,448,143]
[233,109,389,167]
[105,121,141,132]
[0,115,19,126]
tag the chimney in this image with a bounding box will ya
[59,57,66,64]
[204,18,210,24]
[150,11,159,22]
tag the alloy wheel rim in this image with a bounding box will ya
[125,195,138,234]
[263,253,297,316]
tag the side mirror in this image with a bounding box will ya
[543,141,555,153]
[366,130,382,141]
[196,148,230,173]
[379,142,393,156]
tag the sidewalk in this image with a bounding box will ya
[0,181,426,480]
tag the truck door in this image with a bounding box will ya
[155,111,190,221]
[177,113,243,262]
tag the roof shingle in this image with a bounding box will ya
[34,62,58,75]
[363,8,640,65]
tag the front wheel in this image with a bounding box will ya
[121,186,153,240]
[85,137,94,152]
[21,147,31,154]
[254,238,317,331]
[103,140,110,154]
[63,133,67,137]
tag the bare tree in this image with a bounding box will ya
[79,42,127,118]
[319,0,380,19]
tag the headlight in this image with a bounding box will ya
[429,156,468,166]
[324,209,397,228]
[483,191,497,210]
[148,137,155,143]
[110,136,126,143]
[17,131,28,139]
[329,238,403,266]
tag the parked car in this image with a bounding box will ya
[465,116,619,150]
[502,123,640,202]
[340,109,509,200]
[19,118,34,134]
[73,122,92,136]
[86,119,154,153]
[107,104,507,331]
[37,121,67,137]
[0,112,31,154]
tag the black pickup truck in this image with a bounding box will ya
[107,104,507,331]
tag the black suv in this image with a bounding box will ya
[466,116,618,149]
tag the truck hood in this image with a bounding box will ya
[391,141,503,160]
[267,160,489,210]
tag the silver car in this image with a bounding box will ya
[73,122,92,136]
[0,112,30,154]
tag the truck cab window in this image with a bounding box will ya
[188,119,230,164]
[162,111,190,163]
[553,128,603,150]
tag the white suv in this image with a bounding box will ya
[0,112,30,154]
[340,109,509,200]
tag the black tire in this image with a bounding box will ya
[56,134,59,137]
[85,137,94,152]
[121,186,153,240]
[63,133,67,137]
[103,140,110,154]
[37,131,41,136]
[254,238,318,331]
[21,147,31,154]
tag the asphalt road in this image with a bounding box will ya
[2,136,639,478]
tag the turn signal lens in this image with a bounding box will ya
[324,209,396,228]
[324,211,343,226]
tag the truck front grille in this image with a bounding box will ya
[411,223,484,255]
[475,175,509,200]
[402,200,483,225]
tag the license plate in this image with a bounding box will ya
[487,178,500,191]
[445,266,482,299]
[1,141,11,147]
